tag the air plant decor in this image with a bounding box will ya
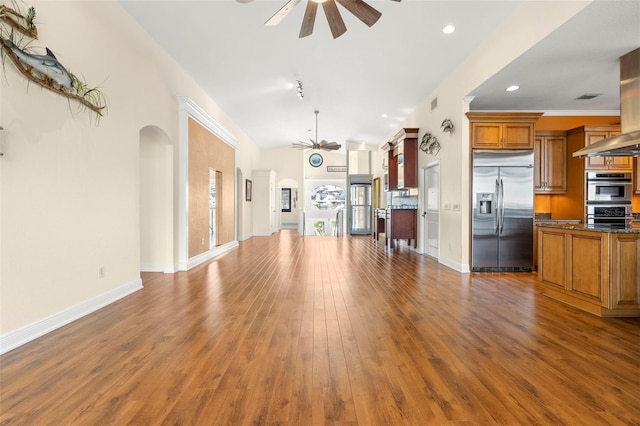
[0,2,106,121]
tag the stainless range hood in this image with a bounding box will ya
[573,47,640,157]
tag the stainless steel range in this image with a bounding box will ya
[585,172,633,227]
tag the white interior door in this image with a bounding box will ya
[422,162,440,258]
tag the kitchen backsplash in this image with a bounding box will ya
[391,195,418,208]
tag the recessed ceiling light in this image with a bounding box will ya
[442,25,455,34]
[506,85,520,92]
[381,114,388,118]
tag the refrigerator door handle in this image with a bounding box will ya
[499,179,505,234]
[495,179,500,234]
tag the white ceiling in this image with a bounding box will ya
[119,0,640,149]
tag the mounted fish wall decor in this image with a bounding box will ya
[0,2,106,121]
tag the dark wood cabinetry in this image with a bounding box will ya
[534,131,567,194]
[385,209,417,248]
[467,112,542,149]
[384,128,418,190]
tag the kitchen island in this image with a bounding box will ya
[537,223,640,317]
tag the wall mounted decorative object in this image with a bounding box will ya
[420,132,441,156]
[441,118,454,133]
[245,179,252,201]
[0,3,106,121]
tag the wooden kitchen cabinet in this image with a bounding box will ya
[538,224,640,317]
[534,131,567,193]
[568,126,632,171]
[385,208,417,249]
[384,128,419,190]
[610,233,640,309]
[467,112,542,149]
[635,157,640,194]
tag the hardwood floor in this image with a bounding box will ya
[2,230,640,425]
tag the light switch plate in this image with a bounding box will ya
[452,202,460,211]
[444,201,451,210]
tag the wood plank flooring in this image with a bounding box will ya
[2,230,640,425]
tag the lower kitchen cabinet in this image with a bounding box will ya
[538,225,640,316]
[385,209,417,249]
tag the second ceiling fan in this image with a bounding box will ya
[238,0,401,39]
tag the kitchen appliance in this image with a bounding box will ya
[586,172,633,202]
[348,174,372,235]
[585,172,633,227]
[472,150,534,272]
[573,47,640,157]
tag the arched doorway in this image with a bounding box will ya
[139,125,174,272]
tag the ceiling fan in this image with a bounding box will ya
[292,110,341,151]
[237,0,401,39]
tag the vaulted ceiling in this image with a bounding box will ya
[120,0,640,149]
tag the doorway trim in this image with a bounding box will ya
[177,96,238,271]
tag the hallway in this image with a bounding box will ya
[1,231,639,424]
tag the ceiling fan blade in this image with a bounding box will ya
[292,141,312,149]
[322,0,347,39]
[265,0,302,26]
[335,0,381,28]
[299,0,318,38]
[320,141,341,150]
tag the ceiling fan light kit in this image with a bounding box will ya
[238,0,401,39]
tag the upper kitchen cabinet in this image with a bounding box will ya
[467,112,543,149]
[385,128,419,190]
[636,157,640,194]
[568,126,632,171]
[534,131,567,193]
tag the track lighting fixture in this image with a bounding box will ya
[296,80,304,99]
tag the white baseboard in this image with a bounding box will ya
[439,256,471,273]
[140,263,175,273]
[186,240,239,270]
[238,233,253,242]
[0,278,143,355]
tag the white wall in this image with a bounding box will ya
[0,1,259,346]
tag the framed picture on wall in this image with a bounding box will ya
[281,188,291,212]
[245,179,252,202]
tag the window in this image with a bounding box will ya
[310,184,345,211]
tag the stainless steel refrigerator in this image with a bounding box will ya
[472,150,534,272]
[348,174,372,235]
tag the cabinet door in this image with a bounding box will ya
[606,131,633,171]
[636,157,640,194]
[502,123,534,149]
[397,141,405,189]
[610,234,640,309]
[471,122,502,148]
[533,136,543,192]
[387,150,398,191]
[543,136,567,193]
[585,132,609,170]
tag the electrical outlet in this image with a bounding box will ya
[452,202,460,211]
[444,201,451,210]
[98,266,105,278]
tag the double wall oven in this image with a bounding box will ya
[585,172,633,227]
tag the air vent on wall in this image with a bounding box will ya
[575,93,603,100]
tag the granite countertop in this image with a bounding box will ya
[536,222,640,234]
